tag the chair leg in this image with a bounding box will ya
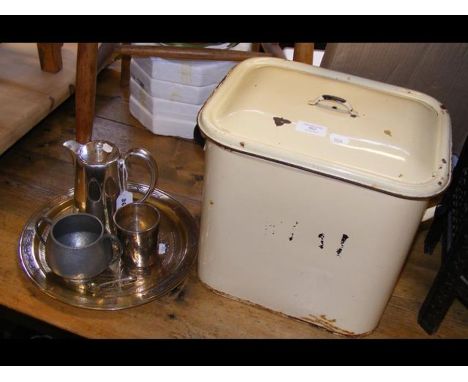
[75,43,98,144]
[251,43,261,52]
[293,43,314,64]
[418,263,457,334]
[261,43,286,59]
[37,43,63,73]
[120,55,131,87]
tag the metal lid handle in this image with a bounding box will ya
[309,94,358,117]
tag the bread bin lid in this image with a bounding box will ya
[198,57,452,198]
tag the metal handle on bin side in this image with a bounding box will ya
[123,148,159,203]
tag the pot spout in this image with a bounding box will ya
[63,140,82,160]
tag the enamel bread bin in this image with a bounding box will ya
[197,57,452,336]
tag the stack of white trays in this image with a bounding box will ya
[129,43,252,140]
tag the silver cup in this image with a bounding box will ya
[35,213,122,280]
[113,203,161,268]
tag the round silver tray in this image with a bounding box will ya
[18,183,198,310]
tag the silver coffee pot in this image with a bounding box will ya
[63,140,158,234]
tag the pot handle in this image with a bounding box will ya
[34,216,53,245]
[122,148,159,203]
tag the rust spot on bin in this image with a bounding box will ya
[273,117,291,126]
[209,200,214,205]
[442,158,447,164]
[240,142,245,148]
[320,314,336,323]
[384,130,392,137]
[303,314,364,337]
[336,234,349,256]
[199,280,372,337]
[318,233,325,249]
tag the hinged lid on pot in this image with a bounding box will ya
[198,57,452,198]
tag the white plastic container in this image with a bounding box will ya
[129,94,195,139]
[131,42,250,87]
[130,60,217,105]
[129,43,252,139]
[197,57,452,336]
[133,57,236,87]
[130,78,201,120]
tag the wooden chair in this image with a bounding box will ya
[35,43,116,144]
[73,42,314,144]
[116,42,314,87]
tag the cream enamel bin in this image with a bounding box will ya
[197,57,452,336]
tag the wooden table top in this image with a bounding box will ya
[0,63,467,338]
[0,43,78,156]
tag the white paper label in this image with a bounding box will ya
[102,143,113,153]
[295,121,327,137]
[330,133,350,146]
[116,190,133,210]
[158,243,167,255]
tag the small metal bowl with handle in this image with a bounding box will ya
[35,212,122,280]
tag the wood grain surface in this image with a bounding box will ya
[0,43,78,155]
[0,43,114,156]
[0,61,467,338]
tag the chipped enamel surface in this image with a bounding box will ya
[199,57,452,198]
[197,58,451,335]
[198,143,428,335]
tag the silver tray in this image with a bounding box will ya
[18,183,198,310]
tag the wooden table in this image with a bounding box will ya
[0,62,467,339]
